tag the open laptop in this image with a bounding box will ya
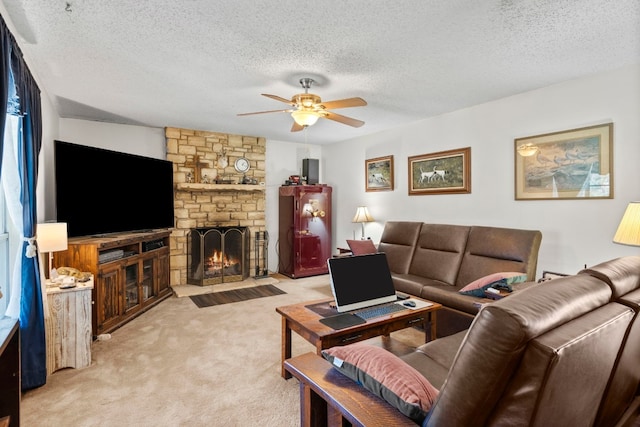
[327,253,399,313]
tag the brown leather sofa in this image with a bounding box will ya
[285,256,640,426]
[377,221,542,335]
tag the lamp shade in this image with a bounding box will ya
[613,202,640,246]
[291,109,320,127]
[37,222,68,252]
[352,206,374,223]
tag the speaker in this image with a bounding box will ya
[302,158,319,184]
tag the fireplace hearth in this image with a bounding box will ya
[187,226,250,285]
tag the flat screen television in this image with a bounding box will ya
[55,140,175,238]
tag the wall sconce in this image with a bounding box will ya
[613,202,640,246]
[352,206,375,239]
[37,222,68,279]
[517,143,539,157]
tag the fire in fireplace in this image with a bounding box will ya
[187,226,250,285]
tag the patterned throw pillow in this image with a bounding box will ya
[322,343,439,423]
[458,272,528,297]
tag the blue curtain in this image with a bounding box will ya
[7,19,45,390]
[0,16,12,172]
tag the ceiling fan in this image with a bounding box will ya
[238,78,367,132]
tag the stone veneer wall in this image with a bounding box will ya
[165,127,266,287]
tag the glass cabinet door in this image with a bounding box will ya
[295,188,331,272]
[124,262,139,311]
[141,257,155,302]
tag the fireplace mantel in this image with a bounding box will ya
[176,183,265,192]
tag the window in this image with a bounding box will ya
[0,186,6,315]
[0,114,20,316]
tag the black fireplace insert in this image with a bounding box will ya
[187,226,250,285]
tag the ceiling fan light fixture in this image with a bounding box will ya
[291,109,320,127]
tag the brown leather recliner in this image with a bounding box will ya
[285,256,640,426]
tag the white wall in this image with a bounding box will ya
[58,119,166,158]
[324,64,640,277]
[39,65,640,277]
[36,82,61,222]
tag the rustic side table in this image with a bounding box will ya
[45,278,93,375]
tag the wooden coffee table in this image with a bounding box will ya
[276,297,442,379]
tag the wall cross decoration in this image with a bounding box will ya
[184,155,209,183]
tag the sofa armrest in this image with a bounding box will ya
[284,352,416,427]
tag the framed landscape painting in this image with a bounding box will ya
[408,147,471,195]
[514,123,613,200]
[365,155,394,192]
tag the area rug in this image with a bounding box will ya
[189,284,286,308]
[172,275,280,297]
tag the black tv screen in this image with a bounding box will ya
[55,140,174,238]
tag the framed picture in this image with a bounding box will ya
[408,147,471,195]
[365,155,394,192]
[515,123,613,200]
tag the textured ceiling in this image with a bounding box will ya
[2,0,639,145]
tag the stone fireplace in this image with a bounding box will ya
[187,226,250,285]
[165,127,266,287]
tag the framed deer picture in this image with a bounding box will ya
[365,155,394,192]
[408,147,471,195]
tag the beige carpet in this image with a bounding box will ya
[20,273,424,427]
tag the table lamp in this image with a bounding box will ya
[37,222,68,279]
[352,206,374,240]
[613,202,640,246]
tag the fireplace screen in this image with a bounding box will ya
[187,226,250,285]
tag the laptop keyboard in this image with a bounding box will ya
[354,303,407,320]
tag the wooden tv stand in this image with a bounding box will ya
[54,229,172,338]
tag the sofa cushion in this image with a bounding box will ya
[400,351,451,390]
[580,256,640,299]
[392,273,443,298]
[408,224,470,285]
[455,226,542,287]
[418,282,486,314]
[322,343,439,423]
[377,221,422,274]
[346,239,377,255]
[458,272,528,297]
[414,329,468,372]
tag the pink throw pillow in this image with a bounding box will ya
[322,343,438,423]
[459,272,528,294]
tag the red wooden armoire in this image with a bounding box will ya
[278,185,332,278]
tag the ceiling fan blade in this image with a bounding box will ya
[237,108,292,116]
[323,111,365,128]
[291,121,305,132]
[318,97,367,110]
[262,94,296,106]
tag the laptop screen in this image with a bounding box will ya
[327,253,397,312]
